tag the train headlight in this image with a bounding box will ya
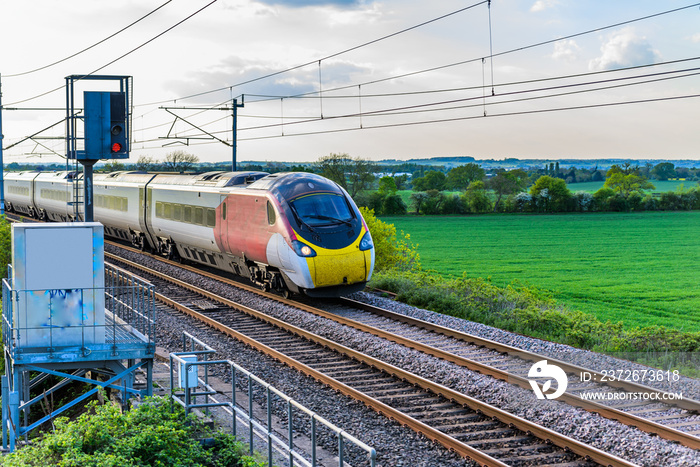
[359,231,374,251]
[292,240,317,257]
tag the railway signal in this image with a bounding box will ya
[84,91,128,159]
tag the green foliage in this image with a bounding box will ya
[377,176,398,196]
[529,175,571,212]
[486,170,528,211]
[604,172,654,196]
[411,170,446,191]
[370,269,700,358]
[360,207,419,272]
[652,162,676,181]
[463,181,492,213]
[445,163,485,191]
[1,397,263,467]
[0,216,10,281]
[316,153,376,198]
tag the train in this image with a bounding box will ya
[2,170,375,298]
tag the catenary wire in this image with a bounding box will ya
[137,1,489,106]
[3,0,174,78]
[4,0,218,106]
[140,1,700,107]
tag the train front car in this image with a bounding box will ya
[253,172,374,297]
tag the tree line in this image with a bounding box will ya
[314,154,700,215]
[5,152,699,215]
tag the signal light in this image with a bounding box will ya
[111,142,123,153]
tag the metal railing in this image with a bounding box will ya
[170,333,376,467]
[2,264,155,363]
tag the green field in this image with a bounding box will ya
[381,211,700,332]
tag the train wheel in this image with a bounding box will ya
[281,289,292,300]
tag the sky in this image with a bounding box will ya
[1,0,700,165]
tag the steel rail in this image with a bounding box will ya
[341,297,700,412]
[107,253,639,467]
[104,244,700,451]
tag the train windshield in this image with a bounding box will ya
[290,194,354,227]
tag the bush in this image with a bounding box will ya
[360,207,420,272]
[592,187,614,211]
[370,270,700,358]
[382,193,408,215]
[440,194,467,214]
[0,216,10,281]
[0,397,263,467]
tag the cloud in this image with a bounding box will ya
[551,39,581,62]
[165,55,370,103]
[691,33,700,43]
[589,28,661,71]
[530,0,559,13]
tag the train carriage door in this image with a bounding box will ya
[218,195,231,253]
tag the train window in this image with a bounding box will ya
[222,203,227,220]
[290,194,353,226]
[267,201,276,225]
[207,209,216,227]
[155,202,163,218]
[121,198,128,212]
[194,207,204,225]
[184,206,192,223]
[164,203,172,219]
[173,204,182,221]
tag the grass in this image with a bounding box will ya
[380,211,700,332]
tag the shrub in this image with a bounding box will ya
[572,191,593,212]
[0,216,10,281]
[382,193,408,215]
[0,397,263,467]
[370,270,700,361]
[592,187,614,211]
[359,207,420,272]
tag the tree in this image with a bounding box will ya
[135,155,158,172]
[377,176,398,196]
[410,192,430,215]
[604,172,654,196]
[163,150,199,172]
[412,170,446,191]
[651,162,676,181]
[463,180,492,213]
[316,153,375,198]
[486,169,528,211]
[393,174,409,190]
[102,160,125,172]
[529,175,571,212]
[445,163,485,191]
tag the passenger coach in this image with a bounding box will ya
[3,170,375,298]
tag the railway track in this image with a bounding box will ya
[6,215,696,463]
[100,239,700,453]
[106,250,639,467]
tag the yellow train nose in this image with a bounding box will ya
[311,250,369,287]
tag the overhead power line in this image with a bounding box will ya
[4,0,174,78]
[233,93,700,143]
[167,62,700,138]
[5,0,218,107]
[142,1,700,107]
[139,1,489,106]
